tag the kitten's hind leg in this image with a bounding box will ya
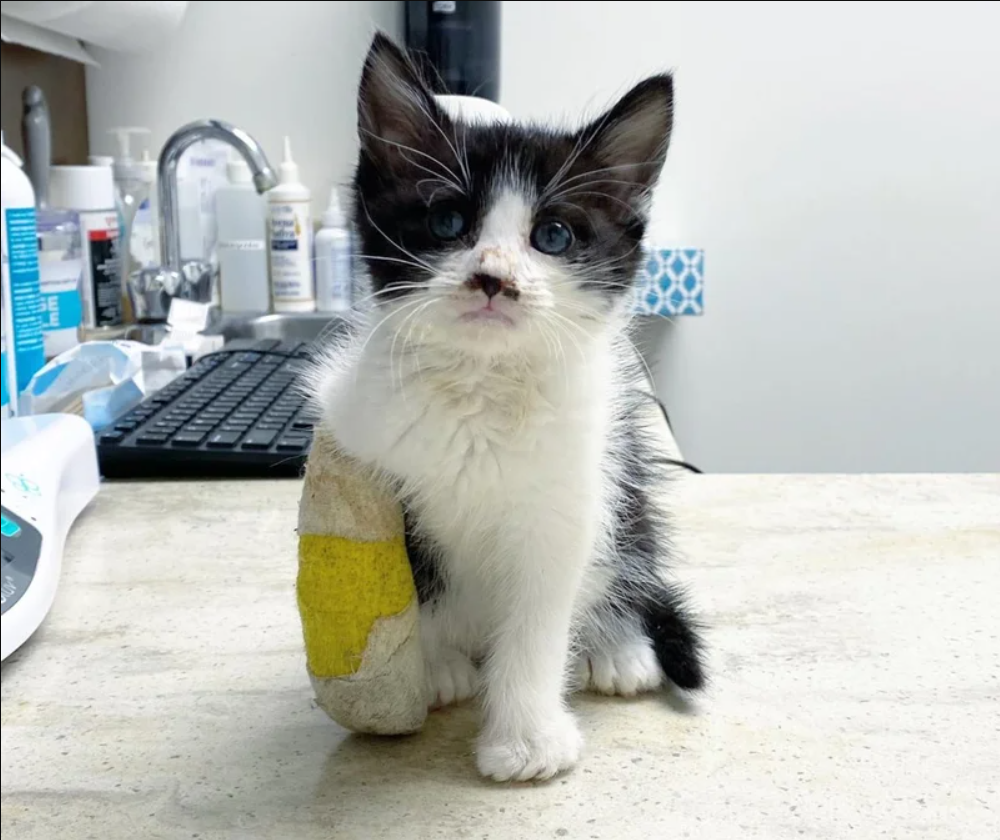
[574,627,664,697]
[575,584,705,696]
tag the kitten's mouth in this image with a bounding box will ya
[459,307,516,327]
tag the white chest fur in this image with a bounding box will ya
[321,331,613,571]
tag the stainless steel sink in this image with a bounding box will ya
[209,312,348,343]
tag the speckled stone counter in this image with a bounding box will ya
[2,475,997,839]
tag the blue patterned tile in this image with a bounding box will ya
[633,247,705,316]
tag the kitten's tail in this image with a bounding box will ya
[640,584,706,691]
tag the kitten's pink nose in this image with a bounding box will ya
[466,273,503,300]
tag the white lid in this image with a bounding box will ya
[321,186,346,228]
[49,165,117,211]
[226,152,252,184]
[278,136,301,186]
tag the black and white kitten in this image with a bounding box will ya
[309,34,704,781]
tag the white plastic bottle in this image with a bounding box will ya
[268,137,314,312]
[49,165,122,331]
[314,187,353,312]
[1,133,45,402]
[216,155,269,313]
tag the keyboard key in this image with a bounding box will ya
[291,420,313,431]
[276,437,309,452]
[136,432,169,445]
[241,429,277,450]
[99,429,125,444]
[255,421,285,431]
[115,420,138,431]
[171,431,207,446]
[206,431,242,448]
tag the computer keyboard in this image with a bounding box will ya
[96,339,316,479]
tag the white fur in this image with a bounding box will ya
[308,186,651,781]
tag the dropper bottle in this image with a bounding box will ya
[267,136,314,312]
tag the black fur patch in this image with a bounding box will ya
[599,370,706,691]
[403,505,445,604]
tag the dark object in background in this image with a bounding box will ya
[405,0,501,103]
[21,85,52,207]
[0,43,88,165]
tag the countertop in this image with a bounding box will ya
[2,475,997,839]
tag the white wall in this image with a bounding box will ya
[85,1,401,216]
[86,1,1000,472]
[502,0,1000,472]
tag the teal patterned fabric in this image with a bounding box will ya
[634,248,705,316]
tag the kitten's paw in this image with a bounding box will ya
[580,639,663,697]
[426,648,478,709]
[476,711,583,782]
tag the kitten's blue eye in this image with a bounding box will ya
[427,206,468,241]
[530,219,574,255]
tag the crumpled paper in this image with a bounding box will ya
[21,340,186,429]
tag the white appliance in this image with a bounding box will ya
[1,413,99,660]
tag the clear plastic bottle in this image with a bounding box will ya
[216,155,269,313]
[314,187,353,312]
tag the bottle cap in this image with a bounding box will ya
[226,151,252,184]
[278,136,300,185]
[49,165,117,211]
[109,126,152,183]
[321,186,346,227]
[136,149,158,184]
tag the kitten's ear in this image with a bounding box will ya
[358,32,448,162]
[580,74,674,192]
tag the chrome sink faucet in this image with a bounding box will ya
[157,119,277,272]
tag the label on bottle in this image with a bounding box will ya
[218,239,265,251]
[130,199,160,271]
[39,256,83,331]
[79,211,121,328]
[2,206,44,392]
[1,305,10,417]
[269,201,314,306]
[316,233,353,312]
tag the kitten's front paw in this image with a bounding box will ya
[426,648,478,709]
[476,711,583,782]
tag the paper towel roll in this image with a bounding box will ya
[2,1,188,53]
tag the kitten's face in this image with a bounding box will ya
[353,34,673,357]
